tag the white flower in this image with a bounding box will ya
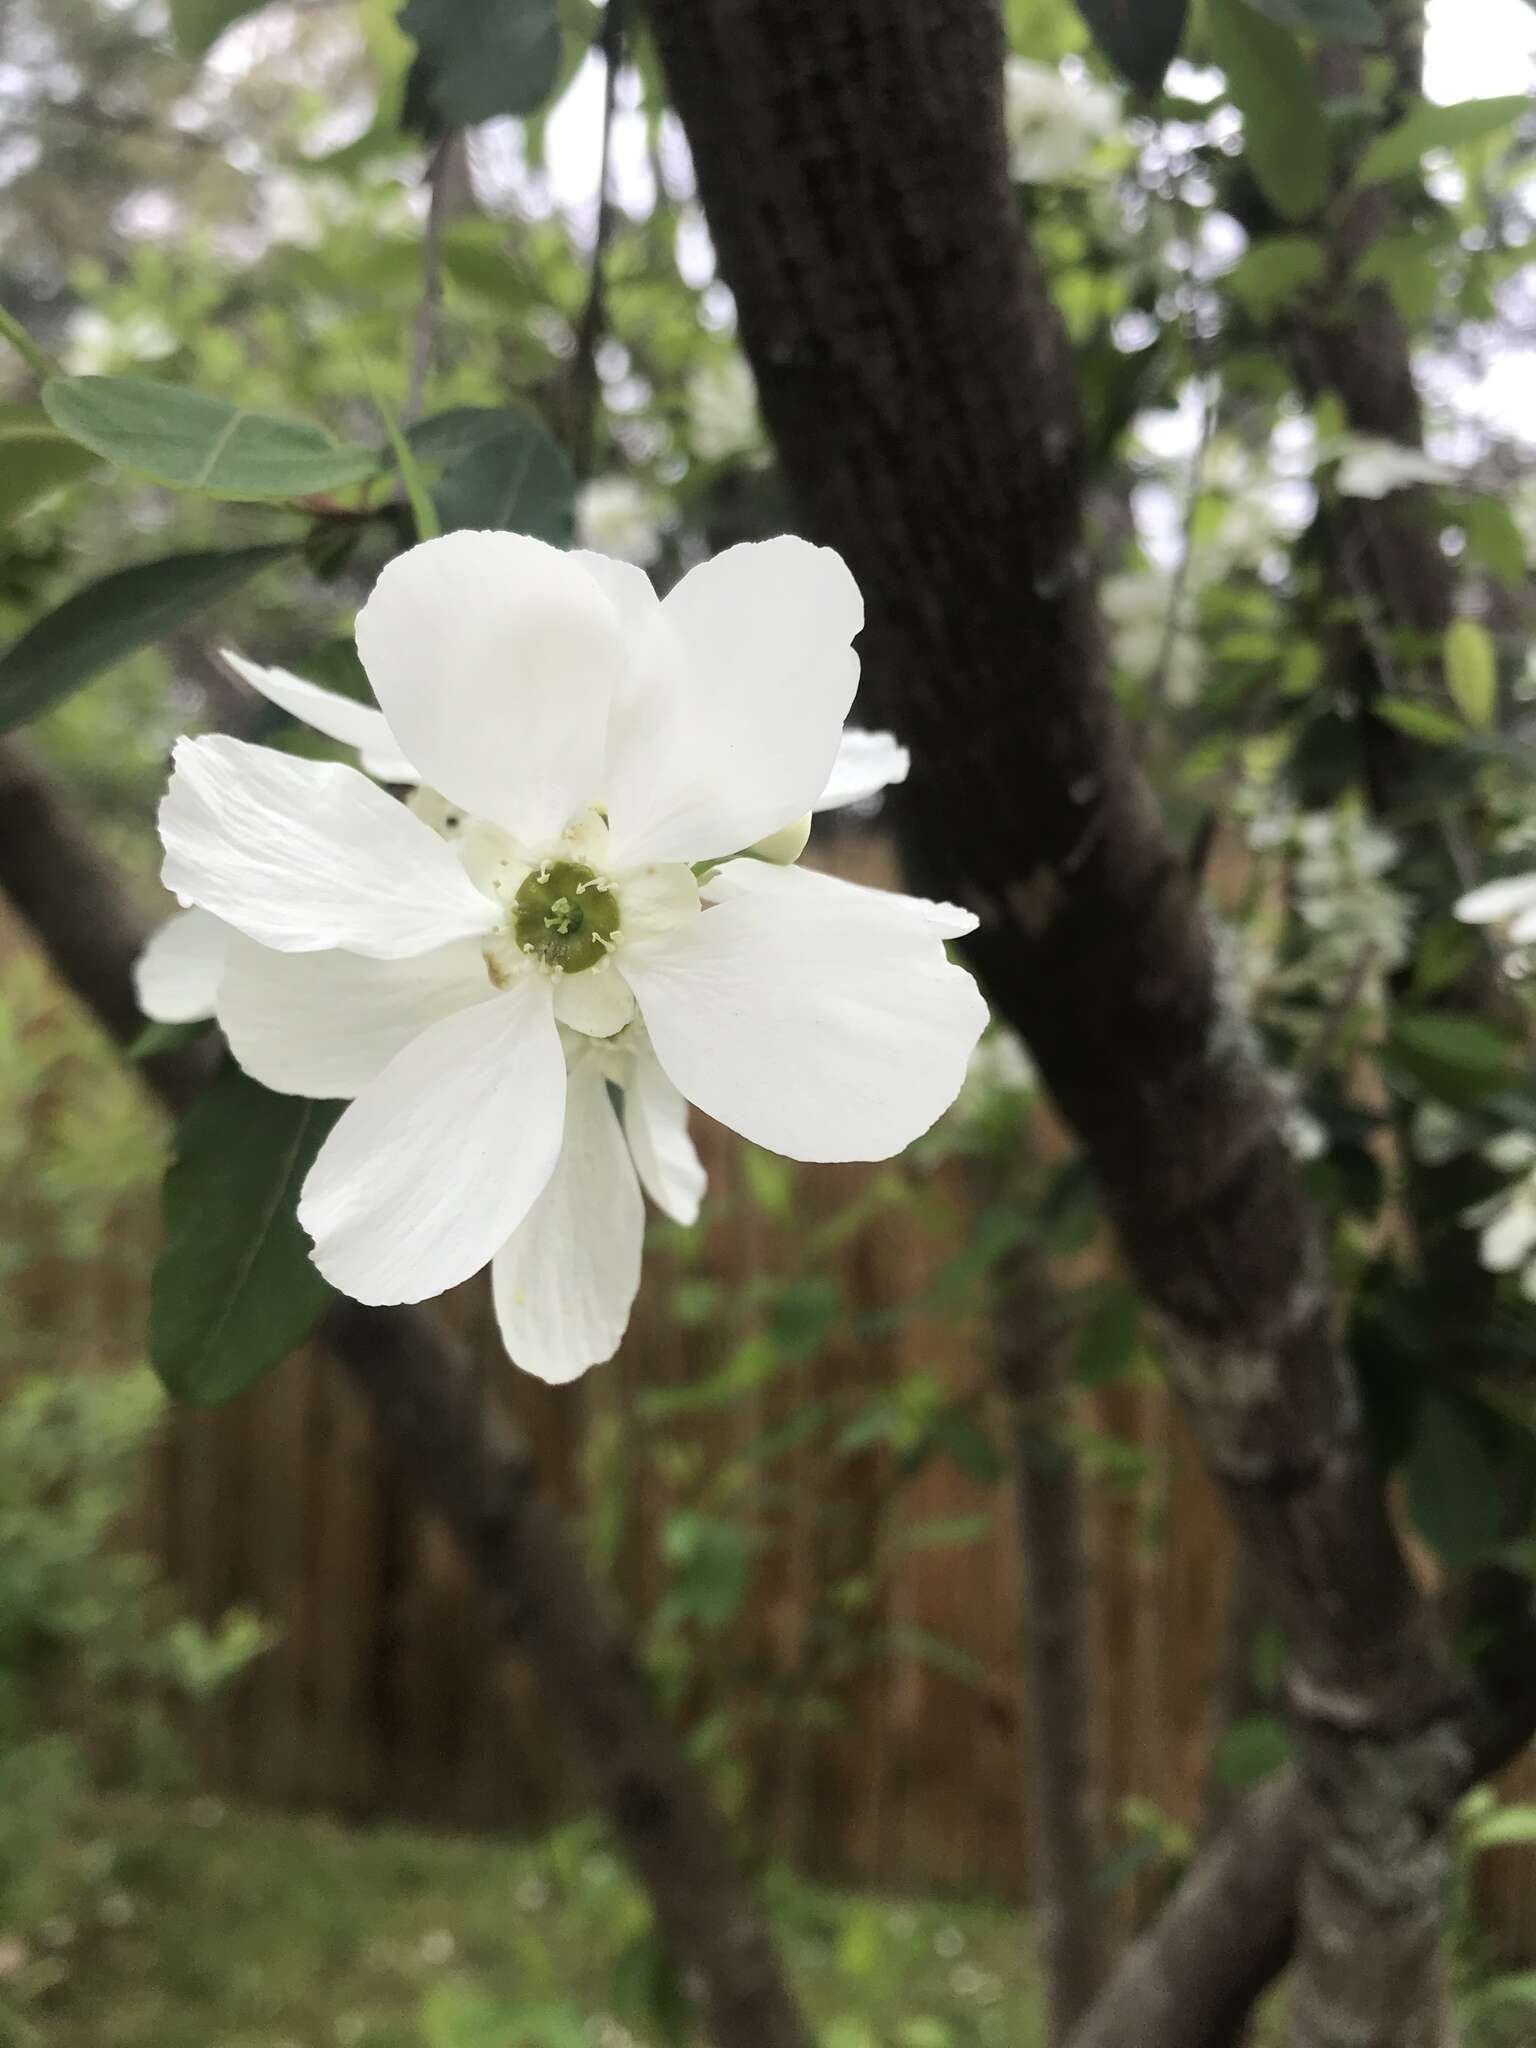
[688,357,762,464]
[1456,870,1536,945]
[147,532,985,1382]
[574,477,663,568]
[64,308,177,376]
[1003,59,1120,185]
[1468,1133,1536,1300]
[1331,436,1455,501]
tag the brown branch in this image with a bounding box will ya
[565,0,625,481]
[640,2,1536,2040]
[405,134,457,426]
[0,735,813,2048]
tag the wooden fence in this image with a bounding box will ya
[4,886,1536,1959]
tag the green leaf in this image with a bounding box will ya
[1443,617,1497,730]
[1453,497,1528,587]
[1356,96,1530,185]
[0,407,102,528]
[1206,0,1331,221]
[1072,1286,1142,1388]
[168,0,269,56]
[1405,1393,1504,1570]
[1373,695,1467,746]
[1071,0,1189,92]
[411,405,574,541]
[150,1068,342,1404]
[1467,1806,1536,1852]
[1211,1712,1292,1788]
[399,0,562,129]
[0,545,290,734]
[1240,0,1381,41]
[1224,235,1326,318]
[891,1513,992,1556]
[42,376,381,499]
[0,303,54,379]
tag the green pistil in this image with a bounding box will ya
[513,861,619,974]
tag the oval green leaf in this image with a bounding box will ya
[1241,0,1382,43]
[42,376,381,499]
[150,1067,343,1404]
[1445,617,1497,730]
[1072,0,1189,93]
[399,0,561,129]
[410,405,574,542]
[0,544,291,734]
[0,406,103,528]
[1207,0,1330,221]
[1356,95,1530,186]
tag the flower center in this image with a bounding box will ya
[512,860,620,975]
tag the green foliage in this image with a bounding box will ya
[400,0,564,130]
[410,405,575,539]
[1444,618,1498,731]
[1223,236,1326,318]
[1240,0,1381,41]
[43,376,382,499]
[0,546,290,734]
[0,1371,269,1949]
[149,1068,342,1404]
[1070,0,1188,92]
[167,0,269,57]
[1356,96,1531,186]
[1203,0,1330,220]
[0,406,102,530]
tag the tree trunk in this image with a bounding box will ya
[0,735,814,2048]
[995,1256,1106,2037]
[642,1,1476,2036]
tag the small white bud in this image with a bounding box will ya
[746,814,812,865]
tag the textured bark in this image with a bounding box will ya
[0,735,813,2048]
[641,3,1481,2039]
[994,1261,1106,2038]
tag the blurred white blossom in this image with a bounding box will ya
[1003,59,1121,183]
[63,307,177,375]
[688,356,762,464]
[1467,1132,1536,1298]
[1332,436,1456,500]
[575,476,663,566]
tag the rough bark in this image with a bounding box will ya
[0,735,813,2048]
[640,2,1492,2039]
[994,1259,1106,2037]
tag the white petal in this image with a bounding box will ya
[1508,905,1536,946]
[814,728,910,811]
[1455,874,1536,926]
[603,537,863,866]
[133,907,227,1023]
[219,933,493,1099]
[705,856,978,941]
[1482,1199,1536,1275]
[566,550,659,634]
[298,976,565,1305]
[623,1047,706,1225]
[618,863,701,941]
[491,1053,643,1382]
[355,532,625,841]
[220,649,418,784]
[623,884,988,1162]
[553,965,635,1038]
[160,736,497,959]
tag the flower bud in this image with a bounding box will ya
[746,814,812,865]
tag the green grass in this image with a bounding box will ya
[7,1798,1045,2048]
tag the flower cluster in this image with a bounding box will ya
[1002,58,1121,185]
[140,533,986,1383]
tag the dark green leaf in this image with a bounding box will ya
[0,545,290,734]
[768,1275,842,1357]
[43,376,380,499]
[929,1408,1006,1484]
[1071,0,1188,92]
[1072,1286,1142,1388]
[892,1513,993,1556]
[399,0,562,128]
[0,406,103,528]
[1452,496,1528,588]
[1357,96,1529,185]
[1405,1393,1504,1569]
[412,405,574,541]
[168,0,269,56]
[1373,695,1467,746]
[1207,0,1331,221]
[129,1019,212,1062]
[1240,0,1381,42]
[150,1068,342,1404]
[1211,1713,1292,1788]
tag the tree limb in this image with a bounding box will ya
[0,734,814,2048]
[642,1,1534,2038]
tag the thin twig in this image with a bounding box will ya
[566,0,625,481]
[1149,371,1218,716]
[405,134,455,426]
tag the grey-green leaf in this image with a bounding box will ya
[1071,0,1188,93]
[168,0,270,56]
[399,0,562,127]
[1207,0,1331,222]
[1356,95,1530,185]
[150,1068,342,1405]
[42,376,381,499]
[0,406,103,528]
[0,544,291,735]
[411,405,574,541]
[1240,0,1382,43]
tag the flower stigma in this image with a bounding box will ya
[509,859,621,977]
